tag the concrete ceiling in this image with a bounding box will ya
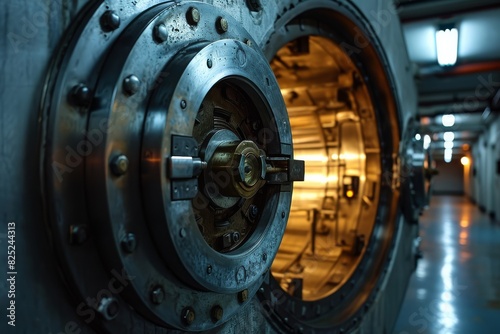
[397,0,500,158]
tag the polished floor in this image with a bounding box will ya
[393,196,500,334]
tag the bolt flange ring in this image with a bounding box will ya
[42,1,301,332]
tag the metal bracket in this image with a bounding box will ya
[168,156,206,179]
[265,157,305,184]
[170,135,205,200]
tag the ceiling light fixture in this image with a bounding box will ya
[444,148,453,163]
[436,25,458,66]
[443,130,454,162]
[443,131,455,142]
[441,114,455,127]
[423,134,431,150]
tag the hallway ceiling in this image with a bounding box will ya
[397,0,500,157]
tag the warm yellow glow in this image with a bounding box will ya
[420,117,431,125]
[272,35,383,302]
[459,228,468,245]
[291,192,324,201]
[295,155,329,162]
[340,153,365,160]
[460,156,470,166]
[302,173,339,183]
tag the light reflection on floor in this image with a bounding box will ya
[393,196,500,334]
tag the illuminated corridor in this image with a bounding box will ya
[394,196,500,334]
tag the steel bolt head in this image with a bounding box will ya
[216,17,229,33]
[111,155,129,176]
[153,23,168,43]
[180,100,187,109]
[70,84,92,107]
[210,305,223,323]
[151,286,165,305]
[186,7,200,25]
[121,233,137,253]
[238,289,249,303]
[207,265,213,274]
[207,59,213,68]
[123,75,141,96]
[101,10,121,31]
[97,297,119,320]
[181,307,195,325]
[69,225,88,244]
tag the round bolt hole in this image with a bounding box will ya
[207,265,213,274]
[210,305,223,323]
[97,297,119,321]
[207,59,213,68]
[121,233,137,253]
[216,17,229,33]
[186,7,200,25]
[238,289,249,303]
[151,286,165,305]
[181,307,195,326]
[246,0,262,12]
[69,225,88,244]
[110,154,129,176]
[180,99,187,109]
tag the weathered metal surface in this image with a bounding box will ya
[0,1,419,333]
